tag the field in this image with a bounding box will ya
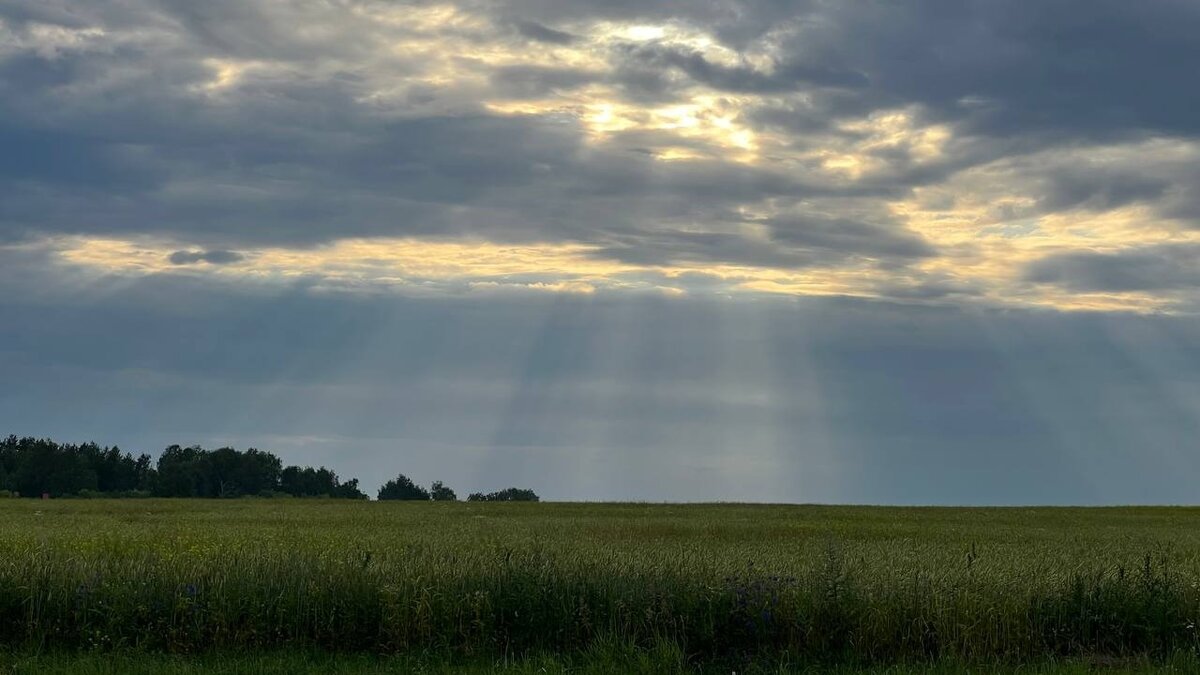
[4,500,1200,672]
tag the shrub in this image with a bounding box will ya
[76,489,152,499]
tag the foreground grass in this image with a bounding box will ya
[5,649,1200,674]
[5,500,1200,667]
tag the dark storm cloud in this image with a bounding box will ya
[3,0,1199,269]
[0,124,160,191]
[513,20,577,45]
[1038,169,1171,213]
[593,230,820,269]
[589,213,933,270]
[768,215,934,260]
[598,0,1200,141]
[1025,245,1200,293]
[0,1,91,28]
[746,94,870,135]
[480,0,817,49]
[870,279,985,302]
[1156,164,1200,228]
[2,22,851,253]
[548,0,1200,141]
[615,43,868,94]
[488,65,600,98]
[168,249,244,265]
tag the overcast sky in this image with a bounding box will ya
[3,0,1200,503]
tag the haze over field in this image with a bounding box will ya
[2,0,1199,503]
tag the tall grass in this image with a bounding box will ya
[4,500,1200,666]
[6,649,1200,674]
[8,649,1200,674]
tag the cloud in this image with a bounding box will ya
[168,249,244,265]
[765,1,1200,141]
[767,215,934,260]
[1025,245,1200,293]
[590,214,933,271]
[513,20,577,45]
[1,0,1199,313]
[1038,169,1170,213]
[613,43,868,95]
[488,65,600,98]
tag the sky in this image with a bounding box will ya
[2,0,1200,504]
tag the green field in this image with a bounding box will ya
[4,500,1200,672]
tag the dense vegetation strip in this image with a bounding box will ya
[0,436,536,501]
[4,501,1200,669]
[4,649,1200,674]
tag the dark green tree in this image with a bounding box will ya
[332,478,368,500]
[0,435,367,499]
[134,454,156,491]
[154,445,209,497]
[430,481,457,501]
[466,487,539,502]
[377,474,430,501]
[203,447,283,497]
[11,438,97,497]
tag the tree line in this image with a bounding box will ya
[0,436,537,502]
[375,476,538,502]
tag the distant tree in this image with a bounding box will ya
[11,438,97,497]
[203,447,282,497]
[277,465,363,498]
[377,474,430,501]
[279,465,312,496]
[430,481,457,501]
[154,445,208,497]
[134,454,156,491]
[0,437,11,492]
[0,435,367,499]
[466,487,539,502]
[0,436,161,497]
[84,444,143,493]
[332,477,368,500]
[58,443,99,495]
[208,446,244,497]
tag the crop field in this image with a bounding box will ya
[4,500,1200,672]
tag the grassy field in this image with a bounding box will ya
[5,650,1200,674]
[4,500,1200,671]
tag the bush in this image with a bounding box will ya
[256,490,296,499]
[76,489,152,499]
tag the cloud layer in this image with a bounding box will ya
[2,0,1199,310]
